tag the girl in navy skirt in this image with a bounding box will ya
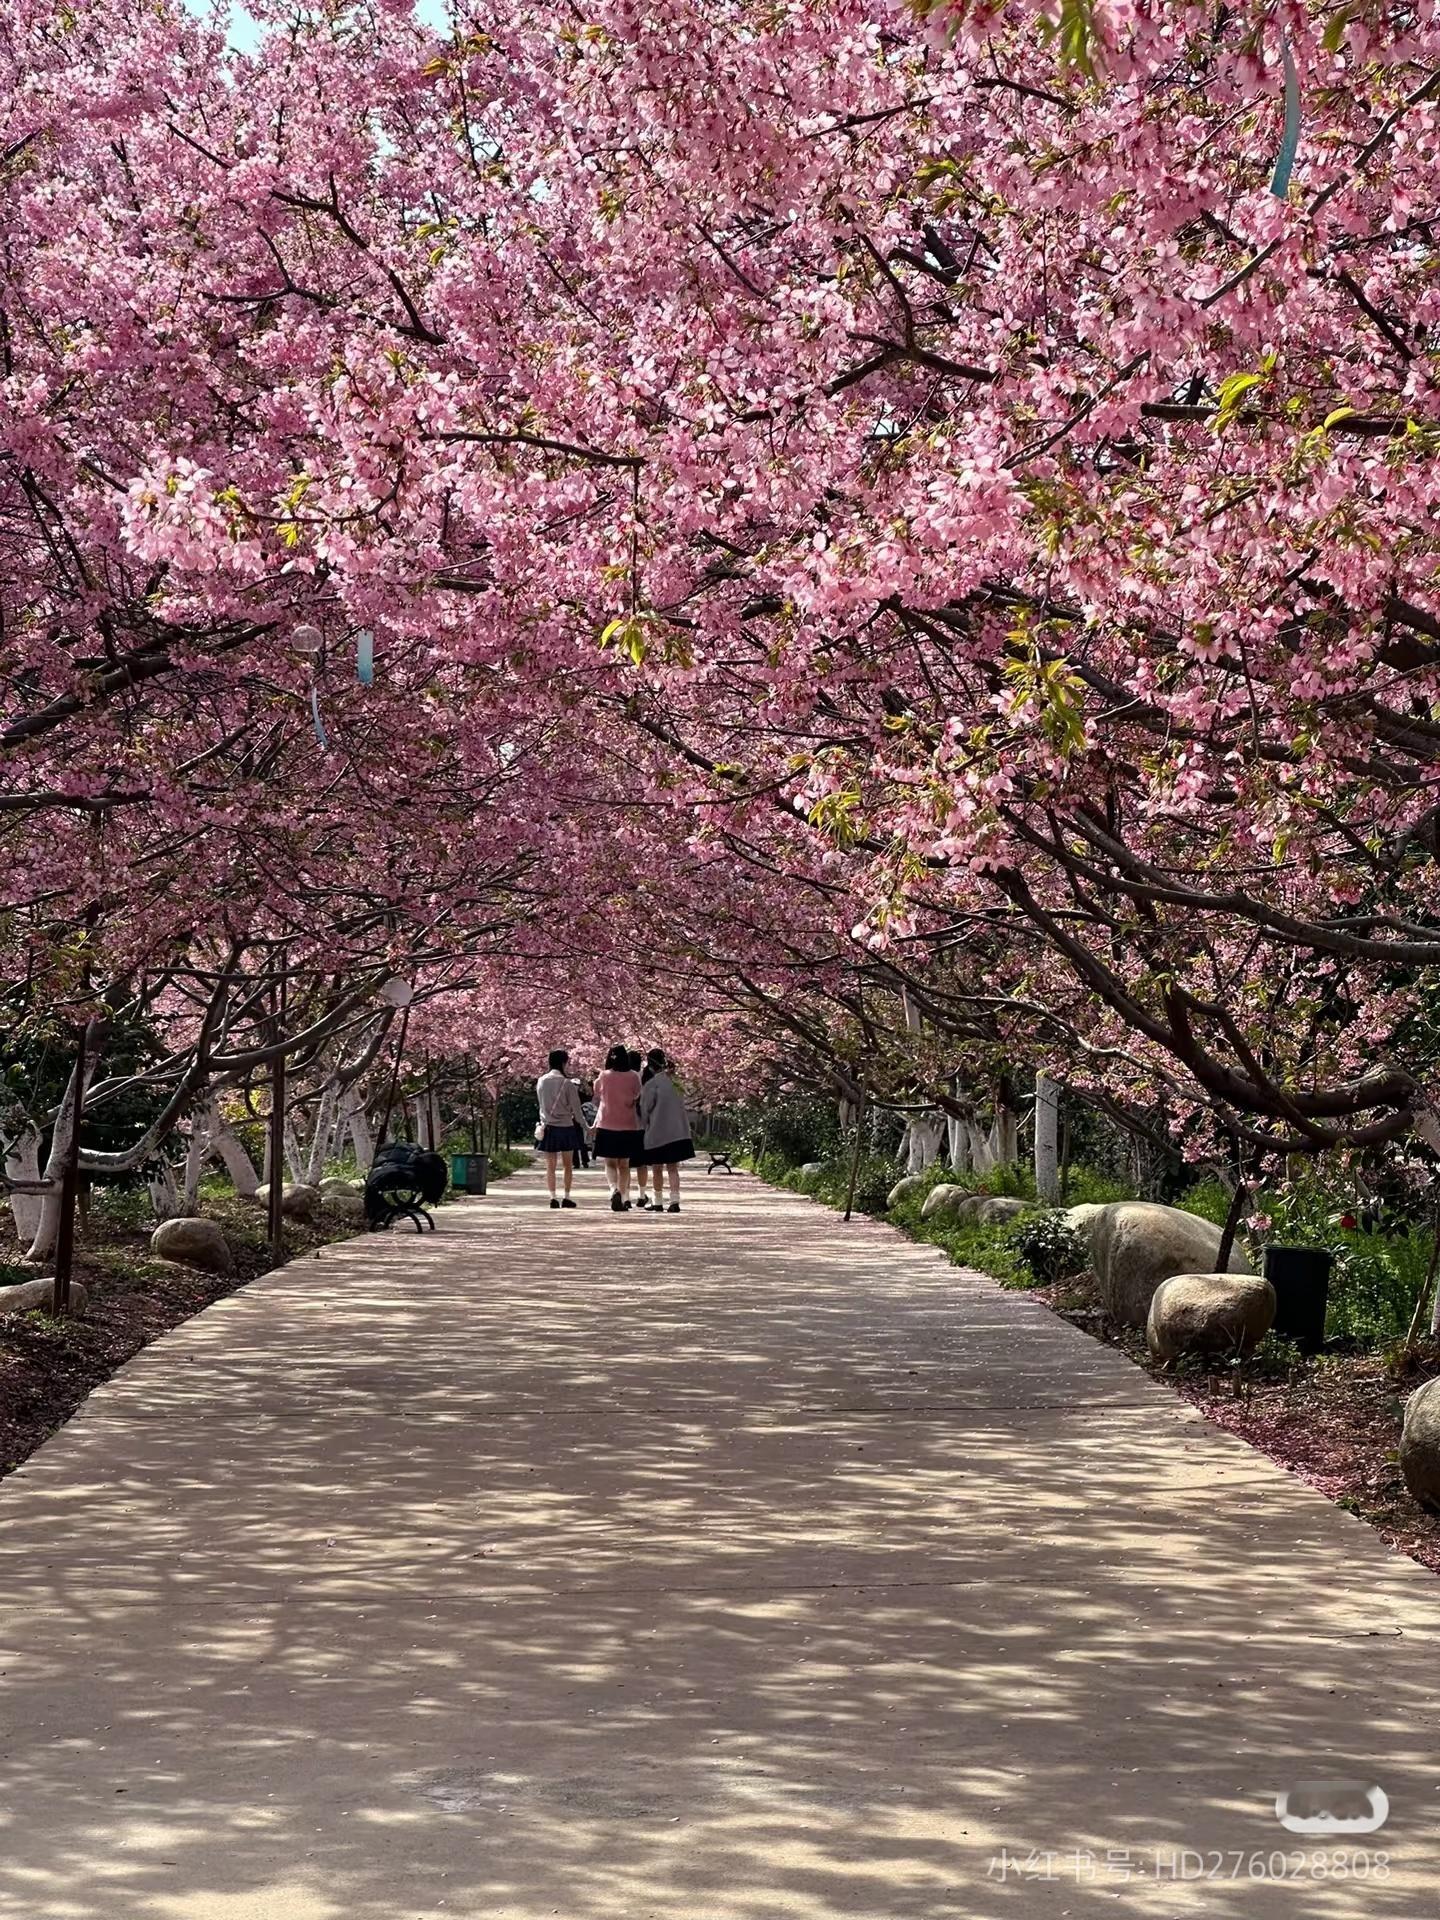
[593,1043,644,1212]
[638,1049,695,1213]
[535,1048,587,1208]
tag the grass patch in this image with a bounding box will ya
[885,1181,1034,1286]
[754,1151,1043,1286]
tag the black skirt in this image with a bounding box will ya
[594,1126,645,1161]
[538,1123,583,1154]
[645,1137,695,1166]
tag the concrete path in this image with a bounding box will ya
[2,1166,1439,1919]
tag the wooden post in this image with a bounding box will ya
[465,1055,480,1154]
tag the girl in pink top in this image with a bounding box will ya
[592,1043,644,1212]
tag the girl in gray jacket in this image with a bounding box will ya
[638,1051,694,1214]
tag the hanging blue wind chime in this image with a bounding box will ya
[292,625,377,748]
[1270,27,1301,198]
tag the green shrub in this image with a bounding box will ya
[87,1184,155,1231]
[742,1095,842,1170]
[1060,1165,1129,1207]
[1176,1178,1231,1227]
[1013,1211,1088,1286]
[1249,1332,1308,1381]
[486,1145,532,1181]
[1326,1237,1428,1347]
[850,1156,898,1217]
[776,1154,895,1217]
[984,1162,1037,1200]
[924,1217,1030,1287]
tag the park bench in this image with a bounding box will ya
[705,1144,736,1174]
[365,1142,448,1232]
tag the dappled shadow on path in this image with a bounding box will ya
[1,1170,1438,1918]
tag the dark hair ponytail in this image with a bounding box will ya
[604,1043,629,1072]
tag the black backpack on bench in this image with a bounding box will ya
[365,1142,448,1231]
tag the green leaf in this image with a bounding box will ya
[1214,370,1265,432]
[1321,4,1355,52]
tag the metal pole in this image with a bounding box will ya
[267,975,287,1264]
[51,1024,92,1315]
[843,1089,866,1223]
[465,1055,479,1154]
[268,1043,286,1265]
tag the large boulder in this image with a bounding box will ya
[1092,1202,1253,1327]
[322,1192,366,1223]
[1400,1379,1440,1513]
[0,1277,89,1317]
[254,1182,323,1222]
[319,1176,363,1200]
[1147,1272,1276,1361]
[1063,1202,1107,1249]
[886,1174,928,1210]
[150,1216,235,1275]
[921,1183,969,1220]
[798,1162,827,1180]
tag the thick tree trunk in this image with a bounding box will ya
[209,1103,260,1197]
[966,1118,995,1173]
[305,1082,341,1186]
[148,1158,181,1221]
[283,1117,305,1185]
[412,1088,441,1151]
[986,1106,1018,1169]
[181,1117,210,1215]
[1035,1073,1061,1203]
[3,1123,45,1244]
[902,1112,946,1173]
[26,1057,92,1264]
[349,1103,376,1172]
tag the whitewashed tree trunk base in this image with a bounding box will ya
[3,1124,44,1244]
[1035,1073,1061,1203]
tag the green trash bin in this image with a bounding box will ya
[451,1153,488,1195]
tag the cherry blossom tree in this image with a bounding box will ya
[5,0,1440,1246]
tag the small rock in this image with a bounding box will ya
[319,1177,363,1200]
[0,1277,89,1317]
[254,1183,323,1222]
[1401,1378,1440,1513]
[1147,1271,1276,1361]
[322,1193,366,1222]
[150,1216,235,1275]
[921,1184,969,1221]
[975,1196,1028,1226]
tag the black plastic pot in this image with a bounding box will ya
[1264,1245,1333,1352]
